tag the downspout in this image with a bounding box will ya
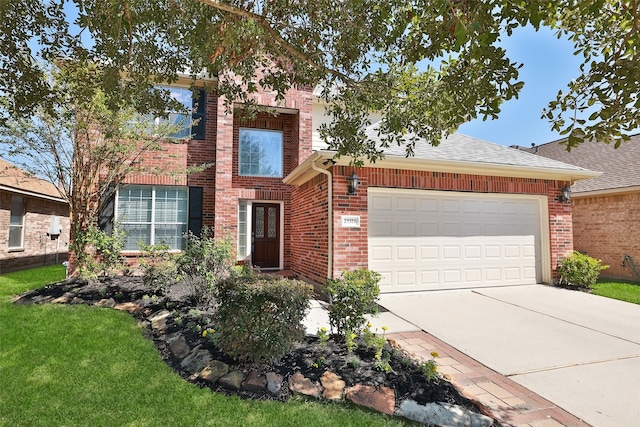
[310,159,333,280]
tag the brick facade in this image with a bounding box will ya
[119,83,576,286]
[572,192,640,280]
[291,165,573,283]
[0,190,69,273]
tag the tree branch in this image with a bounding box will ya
[194,0,357,86]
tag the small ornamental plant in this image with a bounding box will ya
[317,327,329,348]
[327,268,381,336]
[420,352,440,382]
[558,251,609,289]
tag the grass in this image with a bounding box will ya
[0,266,412,427]
[592,278,640,305]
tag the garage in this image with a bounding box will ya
[368,188,548,293]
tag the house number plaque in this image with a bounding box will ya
[341,215,361,228]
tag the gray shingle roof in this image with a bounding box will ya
[520,135,640,193]
[364,124,593,173]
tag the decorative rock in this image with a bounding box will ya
[198,360,229,383]
[95,298,116,308]
[345,384,395,415]
[167,335,190,359]
[51,295,70,304]
[288,372,321,398]
[180,347,212,374]
[395,400,493,427]
[219,371,245,390]
[320,371,345,400]
[70,297,85,304]
[149,310,172,331]
[242,370,267,393]
[265,372,283,395]
[114,302,140,313]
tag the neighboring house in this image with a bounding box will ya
[102,80,599,293]
[518,136,640,281]
[0,159,70,273]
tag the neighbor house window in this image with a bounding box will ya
[8,195,24,249]
[239,128,283,177]
[117,185,188,250]
[150,86,206,140]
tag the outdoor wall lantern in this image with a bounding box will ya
[558,184,572,203]
[346,172,360,195]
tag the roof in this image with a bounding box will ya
[285,125,600,185]
[518,134,640,194]
[0,158,66,202]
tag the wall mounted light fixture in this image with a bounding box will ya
[558,184,572,203]
[346,172,360,195]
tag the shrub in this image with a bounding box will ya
[327,268,381,336]
[213,276,313,364]
[558,251,609,288]
[175,228,236,305]
[137,243,177,295]
[73,224,126,281]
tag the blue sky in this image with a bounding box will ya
[458,26,583,147]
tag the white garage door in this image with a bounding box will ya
[369,189,544,293]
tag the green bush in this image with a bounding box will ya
[137,243,178,295]
[327,268,381,336]
[213,276,313,365]
[73,224,126,281]
[558,251,609,288]
[176,228,236,305]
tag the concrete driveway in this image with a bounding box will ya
[379,285,640,427]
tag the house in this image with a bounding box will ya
[104,80,599,292]
[518,136,640,281]
[0,159,70,273]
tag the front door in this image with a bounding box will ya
[252,203,280,269]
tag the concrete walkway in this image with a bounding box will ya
[378,285,640,427]
[303,291,599,427]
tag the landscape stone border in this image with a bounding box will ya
[15,282,496,427]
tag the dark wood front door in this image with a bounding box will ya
[252,203,280,269]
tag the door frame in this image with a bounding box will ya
[242,200,284,270]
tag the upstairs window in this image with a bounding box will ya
[239,128,283,177]
[8,195,24,249]
[117,185,188,251]
[152,86,206,140]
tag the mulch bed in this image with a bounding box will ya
[15,276,498,424]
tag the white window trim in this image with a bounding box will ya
[8,195,25,250]
[115,185,188,252]
[238,128,284,178]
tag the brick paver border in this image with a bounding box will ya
[388,331,591,427]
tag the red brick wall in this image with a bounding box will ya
[318,166,572,282]
[209,86,313,266]
[0,191,70,273]
[290,174,330,283]
[572,192,640,280]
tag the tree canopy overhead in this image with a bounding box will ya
[1,1,639,160]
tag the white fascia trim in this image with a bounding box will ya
[572,185,640,198]
[284,151,601,185]
[0,185,67,204]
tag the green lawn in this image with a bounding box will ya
[0,266,411,427]
[592,278,640,305]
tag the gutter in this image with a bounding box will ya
[310,158,333,280]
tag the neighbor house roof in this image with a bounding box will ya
[518,134,640,195]
[0,158,66,202]
[285,125,600,185]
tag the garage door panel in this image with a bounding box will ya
[369,189,543,292]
